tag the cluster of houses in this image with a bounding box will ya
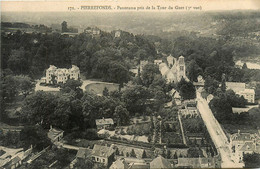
[130,55,189,84]
[41,65,80,84]
[70,143,218,169]
[0,146,33,169]
[230,130,260,164]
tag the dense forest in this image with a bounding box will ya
[1,29,156,84]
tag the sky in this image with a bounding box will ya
[1,0,260,12]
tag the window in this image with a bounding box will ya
[96,157,99,162]
[180,66,184,71]
[103,159,105,163]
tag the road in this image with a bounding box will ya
[196,89,244,168]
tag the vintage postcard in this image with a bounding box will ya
[1,0,260,168]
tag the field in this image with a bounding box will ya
[85,82,119,95]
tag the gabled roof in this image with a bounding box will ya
[231,133,253,141]
[91,145,114,158]
[150,156,172,169]
[47,128,64,141]
[178,157,209,168]
[76,148,92,159]
[239,142,256,152]
[95,118,114,126]
[110,158,129,169]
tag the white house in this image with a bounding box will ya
[226,82,255,103]
[91,144,115,166]
[44,65,80,84]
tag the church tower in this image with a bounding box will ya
[177,56,186,81]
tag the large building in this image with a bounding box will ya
[226,82,255,103]
[43,65,80,84]
[230,130,260,163]
[156,55,188,84]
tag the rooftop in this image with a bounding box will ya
[76,148,92,159]
[177,157,211,168]
[110,158,129,169]
[91,144,114,158]
[150,156,172,169]
[239,142,256,152]
[47,128,64,141]
[95,118,114,126]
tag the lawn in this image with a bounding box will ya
[85,82,119,95]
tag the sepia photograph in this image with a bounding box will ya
[0,0,260,168]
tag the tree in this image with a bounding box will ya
[220,74,226,92]
[186,60,203,82]
[20,125,51,151]
[166,150,171,159]
[204,76,219,94]
[177,78,196,100]
[173,152,178,159]
[141,63,161,87]
[22,91,72,129]
[242,63,248,69]
[142,150,147,158]
[243,153,260,168]
[121,85,153,115]
[115,147,120,155]
[7,48,29,74]
[148,135,152,143]
[61,21,68,32]
[130,149,136,158]
[103,87,109,96]
[16,75,35,97]
[114,105,130,126]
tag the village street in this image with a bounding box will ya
[196,89,244,168]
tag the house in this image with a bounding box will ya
[193,75,205,87]
[230,130,260,163]
[70,148,92,168]
[85,27,101,36]
[91,144,115,166]
[109,158,129,169]
[95,118,114,130]
[177,157,216,168]
[154,60,163,65]
[150,155,172,169]
[207,94,214,103]
[44,65,80,84]
[47,126,64,143]
[0,146,33,169]
[226,82,255,103]
[129,68,139,77]
[114,30,121,38]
